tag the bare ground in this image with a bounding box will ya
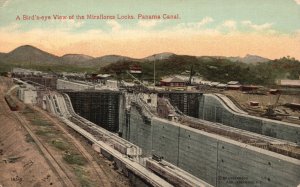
[0,78,63,187]
[223,90,300,124]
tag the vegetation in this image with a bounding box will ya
[51,139,69,151]
[2,51,299,85]
[0,61,94,73]
[20,105,92,186]
[100,55,300,85]
[63,152,87,166]
[35,129,54,137]
[31,119,52,126]
[74,167,93,187]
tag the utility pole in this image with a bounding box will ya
[153,55,162,89]
[153,57,156,88]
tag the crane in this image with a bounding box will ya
[262,93,287,120]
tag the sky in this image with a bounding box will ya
[0,0,300,59]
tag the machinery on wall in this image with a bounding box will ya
[262,93,289,120]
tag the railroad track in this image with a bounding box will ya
[33,105,111,187]
[12,112,75,187]
[0,77,74,187]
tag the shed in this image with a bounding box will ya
[160,77,186,87]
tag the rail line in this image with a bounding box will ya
[13,112,75,187]
[0,78,73,187]
[33,105,112,187]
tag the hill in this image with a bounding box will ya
[142,52,176,61]
[100,55,300,85]
[0,45,271,67]
[85,55,138,67]
[2,45,60,64]
[227,54,270,64]
[61,54,94,64]
[0,45,139,68]
[0,45,299,85]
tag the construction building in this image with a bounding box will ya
[160,77,186,87]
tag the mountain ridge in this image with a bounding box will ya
[0,45,272,66]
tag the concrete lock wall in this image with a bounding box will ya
[18,88,37,104]
[57,79,94,91]
[199,94,300,144]
[67,91,120,132]
[122,104,300,187]
[122,105,153,156]
[24,76,57,89]
[157,92,201,118]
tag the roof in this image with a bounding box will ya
[242,85,259,88]
[200,81,212,85]
[216,84,227,87]
[210,82,220,86]
[173,75,190,81]
[161,77,185,83]
[279,80,300,87]
[227,81,240,85]
[227,85,241,88]
[96,74,111,78]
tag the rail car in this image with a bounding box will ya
[4,94,19,111]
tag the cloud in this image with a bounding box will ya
[242,20,273,31]
[0,0,10,8]
[60,19,84,29]
[222,20,237,30]
[106,20,121,32]
[1,27,299,60]
[173,17,217,36]
[137,20,161,28]
[198,17,214,27]
[175,16,214,30]
[173,24,220,36]
[0,16,299,60]
[0,23,20,31]
[66,19,84,28]
[295,0,300,5]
